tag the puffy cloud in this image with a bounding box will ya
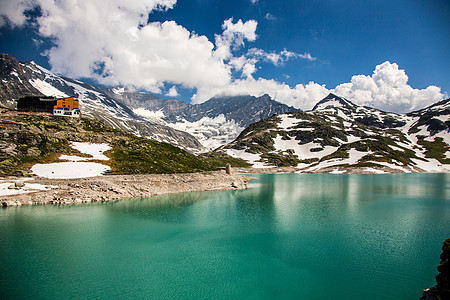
[166,86,179,97]
[334,61,446,112]
[0,0,30,27]
[1,2,444,113]
[1,0,232,93]
[192,61,446,113]
[214,18,258,61]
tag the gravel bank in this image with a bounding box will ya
[1,171,254,206]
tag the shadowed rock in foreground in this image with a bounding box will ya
[421,238,450,299]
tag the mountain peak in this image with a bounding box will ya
[312,93,356,111]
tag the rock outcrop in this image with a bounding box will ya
[421,238,450,299]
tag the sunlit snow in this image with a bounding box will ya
[31,142,111,179]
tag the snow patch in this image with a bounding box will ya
[272,136,338,160]
[70,142,111,160]
[169,114,244,151]
[388,144,405,152]
[28,78,68,97]
[314,99,346,110]
[364,167,386,174]
[410,158,450,173]
[304,149,370,172]
[31,142,111,179]
[31,162,110,179]
[112,87,125,94]
[329,169,346,174]
[278,114,299,129]
[433,115,450,123]
[0,179,56,196]
[225,149,271,168]
[368,161,412,173]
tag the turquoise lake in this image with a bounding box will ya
[1,173,449,299]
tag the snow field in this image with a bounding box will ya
[31,142,112,179]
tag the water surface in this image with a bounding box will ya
[1,173,449,299]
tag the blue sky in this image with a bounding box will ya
[0,0,448,112]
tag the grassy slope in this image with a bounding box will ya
[0,112,249,176]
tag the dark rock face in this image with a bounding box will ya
[420,286,441,300]
[436,238,450,297]
[421,238,450,300]
[407,98,450,135]
[312,93,356,110]
[192,94,300,127]
[110,91,301,128]
[313,93,407,129]
[0,54,43,106]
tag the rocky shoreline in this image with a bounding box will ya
[0,171,254,207]
[2,166,442,207]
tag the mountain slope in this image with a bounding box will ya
[312,93,409,128]
[0,111,250,176]
[220,93,450,173]
[0,54,299,151]
[111,91,300,150]
[0,54,204,152]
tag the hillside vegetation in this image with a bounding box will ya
[220,94,450,173]
[0,111,249,176]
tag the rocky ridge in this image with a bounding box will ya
[220,93,450,173]
[0,54,299,152]
[0,54,204,152]
[108,90,300,150]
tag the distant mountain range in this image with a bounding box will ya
[0,54,297,152]
[1,54,449,174]
[109,89,299,150]
[220,93,450,173]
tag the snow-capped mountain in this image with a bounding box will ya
[0,54,204,152]
[312,93,409,128]
[107,91,300,150]
[0,54,298,152]
[221,93,450,173]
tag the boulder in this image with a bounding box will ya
[225,163,232,175]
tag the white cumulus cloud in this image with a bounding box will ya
[214,18,258,62]
[1,0,231,93]
[192,61,446,113]
[0,1,445,113]
[334,61,446,112]
[0,0,31,27]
